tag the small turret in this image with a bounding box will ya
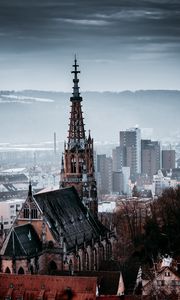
[88,130,91,142]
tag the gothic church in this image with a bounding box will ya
[0,58,114,275]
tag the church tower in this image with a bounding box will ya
[60,57,98,216]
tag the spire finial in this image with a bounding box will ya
[70,56,82,101]
[28,181,32,197]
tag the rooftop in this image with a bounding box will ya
[34,187,108,252]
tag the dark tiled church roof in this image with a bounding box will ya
[34,187,108,252]
[3,224,41,257]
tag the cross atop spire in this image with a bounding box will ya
[70,55,82,101]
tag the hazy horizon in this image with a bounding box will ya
[0,90,180,145]
[1,88,180,93]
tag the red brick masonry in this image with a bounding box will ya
[0,274,144,300]
[0,274,97,300]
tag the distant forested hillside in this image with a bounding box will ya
[0,90,179,143]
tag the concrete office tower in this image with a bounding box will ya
[162,150,176,170]
[120,127,141,179]
[97,154,112,195]
[112,167,130,195]
[141,140,160,179]
[112,146,123,172]
[112,171,123,194]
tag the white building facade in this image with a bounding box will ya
[0,199,24,229]
[152,170,177,196]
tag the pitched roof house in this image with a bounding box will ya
[135,256,180,298]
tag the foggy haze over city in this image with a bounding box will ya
[0,90,180,145]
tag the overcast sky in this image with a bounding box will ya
[0,0,179,91]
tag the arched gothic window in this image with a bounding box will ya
[99,244,105,261]
[93,248,97,271]
[5,267,11,273]
[79,157,84,173]
[31,208,38,219]
[24,208,29,218]
[76,255,81,271]
[69,259,73,275]
[48,260,57,274]
[18,267,25,274]
[85,252,89,270]
[106,242,112,260]
[71,156,76,173]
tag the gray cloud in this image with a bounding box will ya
[0,0,179,90]
[58,18,109,26]
[0,0,179,38]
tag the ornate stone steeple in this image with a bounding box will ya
[60,57,98,216]
[68,56,85,149]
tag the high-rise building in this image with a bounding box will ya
[112,146,123,172]
[141,140,160,179]
[97,154,112,195]
[112,171,123,194]
[162,150,176,170]
[60,58,97,216]
[119,127,141,179]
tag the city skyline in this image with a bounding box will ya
[0,0,180,91]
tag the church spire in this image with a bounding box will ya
[68,57,85,147]
[60,57,98,217]
[70,55,82,101]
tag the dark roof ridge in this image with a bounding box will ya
[35,186,74,196]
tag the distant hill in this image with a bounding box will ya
[0,90,179,144]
